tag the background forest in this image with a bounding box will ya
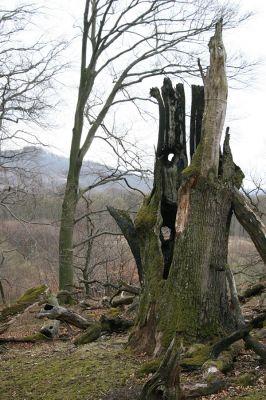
[0,145,265,303]
[0,1,266,400]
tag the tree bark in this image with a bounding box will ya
[124,21,240,355]
[58,155,82,295]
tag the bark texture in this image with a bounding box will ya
[109,21,266,359]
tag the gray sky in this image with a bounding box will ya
[7,0,266,182]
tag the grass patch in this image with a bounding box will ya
[0,338,141,400]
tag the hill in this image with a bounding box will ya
[0,146,151,192]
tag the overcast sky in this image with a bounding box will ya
[8,0,266,183]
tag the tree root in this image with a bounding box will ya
[139,337,181,400]
[211,313,266,359]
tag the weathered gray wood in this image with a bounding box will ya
[37,304,92,329]
[199,19,228,178]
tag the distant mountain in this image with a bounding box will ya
[0,146,151,192]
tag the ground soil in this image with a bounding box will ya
[0,298,265,399]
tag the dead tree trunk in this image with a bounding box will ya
[109,21,266,357]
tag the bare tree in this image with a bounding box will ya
[0,3,66,215]
[59,0,247,295]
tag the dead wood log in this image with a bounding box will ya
[0,285,48,325]
[39,294,61,339]
[183,380,228,398]
[0,285,50,334]
[100,315,134,332]
[211,313,266,358]
[244,334,266,360]
[0,332,51,343]
[111,295,135,307]
[198,18,228,178]
[74,315,134,345]
[239,283,265,302]
[37,304,92,329]
[140,338,181,400]
[232,188,266,264]
[40,320,60,338]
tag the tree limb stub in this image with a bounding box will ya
[107,206,143,285]
[232,188,266,264]
[199,19,228,178]
[37,304,92,330]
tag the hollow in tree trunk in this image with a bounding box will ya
[110,20,266,356]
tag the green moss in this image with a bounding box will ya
[0,339,141,400]
[74,323,102,345]
[203,343,242,374]
[0,285,48,323]
[134,195,158,232]
[233,166,245,189]
[106,308,121,317]
[23,332,51,342]
[182,142,203,177]
[0,302,27,321]
[232,373,257,387]
[181,344,211,368]
[16,285,47,304]
[136,359,161,378]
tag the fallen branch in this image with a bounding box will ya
[239,282,265,303]
[37,304,92,330]
[244,334,266,361]
[0,285,50,334]
[74,315,134,345]
[183,380,228,398]
[0,332,51,343]
[111,295,135,307]
[211,313,266,358]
